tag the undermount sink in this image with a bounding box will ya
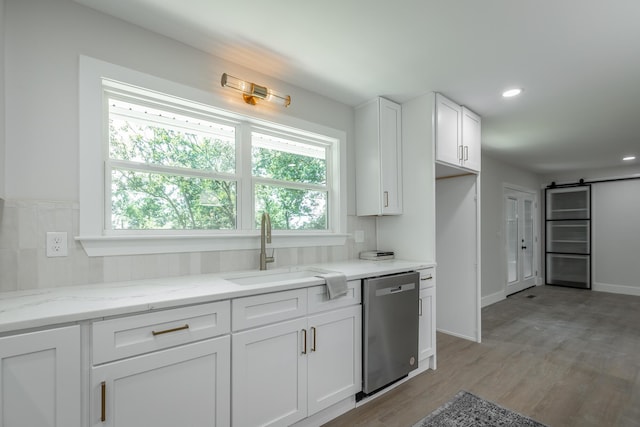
[224,268,328,286]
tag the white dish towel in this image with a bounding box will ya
[318,272,348,300]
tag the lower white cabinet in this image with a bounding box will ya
[307,305,362,415]
[418,268,436,370]
[0,325,81,427]
[91,336,230,427]
[90,301,232,427]
[232,317,308,427]
[419,286,436,364]
[232,299,361,427]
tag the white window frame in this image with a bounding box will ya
[78,56,347,256]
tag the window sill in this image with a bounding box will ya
[76,233,349,257]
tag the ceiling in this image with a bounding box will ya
[76,0,640,175]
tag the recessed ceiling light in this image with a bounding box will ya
[502,88,523,98]
[623,155,636,161]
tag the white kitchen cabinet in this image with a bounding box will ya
[232,284,361,427]
[232,317,308,427]
[418,268,436,369]
[461,106,481,172]
[434,93,481,172]
[355,97,403,216]
[307,305,361,415]
[91,337,230,427]
[0,325,81,427]
[435,93,462,167]
[90,301,231,427]
[378,91,481,345]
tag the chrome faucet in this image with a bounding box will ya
[260,212,275,270]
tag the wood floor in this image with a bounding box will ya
[324,285,640,427]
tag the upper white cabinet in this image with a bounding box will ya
[435,93,462,167]
[435,93,481,173]
[0,325,81,427]
[356,97,403,216]
[461,107,481,172]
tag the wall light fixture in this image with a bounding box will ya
[221,73,291,107]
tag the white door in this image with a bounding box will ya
[379,98,403,214]
[505,188,537,295]
[461,107,481,172]
[418,285,435,363]
[307,305,361,415]
[0,326,81,427]
[232,318,308,427]
[91,336,230,427]
[435,93,462,167]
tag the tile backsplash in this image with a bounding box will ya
[0,199,377,292]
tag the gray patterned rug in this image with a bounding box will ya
[412,391,548,426]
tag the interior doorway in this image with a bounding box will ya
[504,186,537,295]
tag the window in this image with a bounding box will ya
[107,95,239,231]
[252,131,329,230]
[78,56,346,256]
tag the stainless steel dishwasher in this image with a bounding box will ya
[361,271,420,396]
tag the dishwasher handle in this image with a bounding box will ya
[375,282,416,297]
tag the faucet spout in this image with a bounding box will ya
[260,212,275,270]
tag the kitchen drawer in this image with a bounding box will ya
[92,301,230,365]
[307,280,361,314]
[417,267,436,289]
[232,288,307,332]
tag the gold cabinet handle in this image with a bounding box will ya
[151,324,189,336]
[420,275,433,281]
[464,145,469,161]
[311,327,317,352]
[301,329,307,354]
[100,381,106,422]
[384,191,389,207]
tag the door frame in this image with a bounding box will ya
[503,183,540,296]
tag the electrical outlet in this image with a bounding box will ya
[46,232,68,257]
[354,230,365,243]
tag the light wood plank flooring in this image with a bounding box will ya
[324,285,640,427]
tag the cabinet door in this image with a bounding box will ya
[355,97,402,216]
[0,325,81,427]
[232,318,308,427]
[435,93,462,167]
[419,286,436,364]
[307,305,362,415]
[461,107,481,172]
[91,336,230,427]
[379,98,403,215]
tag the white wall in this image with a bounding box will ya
[5,0,355,201]
[541,164,640,296]
[0,0,5,199]
[480,154,542,304]
[0,0,375,292]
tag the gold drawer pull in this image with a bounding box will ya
[100,381,106,422]
[421,275,433,281]
[151,324,190,336]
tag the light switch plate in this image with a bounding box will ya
[354,230,365,243]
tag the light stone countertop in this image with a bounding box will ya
[0,259,434,334]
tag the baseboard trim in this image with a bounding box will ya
[436,328,478,343]
[592,282,640,297]
[482,290,505,308]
